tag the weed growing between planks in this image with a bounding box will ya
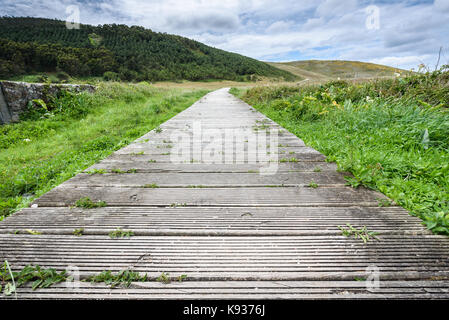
[89,270,147,288]
[1,262,67,296]
[74,197,106,209]
[338,224,380,243]
[1,261,189,295]
[109,228,134,238]
[73,228,84,236]
[156,272,171,284]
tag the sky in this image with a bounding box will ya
[1,0,449,70]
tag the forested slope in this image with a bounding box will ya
[0,17,295,82]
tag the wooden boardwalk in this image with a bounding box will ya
[1,88,449,299]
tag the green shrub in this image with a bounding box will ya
[56,71,70,81]
[103,71,119,81]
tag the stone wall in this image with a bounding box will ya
[0,81,96,124]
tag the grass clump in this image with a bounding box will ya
[0,83,208,220]
[177,274,188,282]
[111,168,138,174]
[279,158,298,163]
[89,270,147,288]
[74,197,106,209]
[1,262,68,295]
[1,262,193,295]
[86,169,107,175]
[143,184,159,188]
[308,181,319,188]
[377,198,393,207]
[338,224,380,243]
[109,228,134,239]
[156,272,171,284]
[73,228,84,236]
[234,67,449,235]
[25,229,42,235]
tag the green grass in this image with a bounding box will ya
[25,229,42,235]
[74,197,107,209]
[308,181,319,188]
[143,183,159,188]
[1,261,193,295]
[109,228,134,239]
[73,228,84,236]
[232,68,449,235]
[156,272,171,284]
[338,224,380,243]
[111,168,137,174]
[0,82,208,220]
[89,270,148,288]
[86,169,107,175]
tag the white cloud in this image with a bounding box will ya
[434,0,449,12]
[266,20,294,34]
[370,55,433,70]
[1,0,448,69]
[316,0,357,18]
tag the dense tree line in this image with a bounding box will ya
[0,17,295,81]
[0,39,116,77]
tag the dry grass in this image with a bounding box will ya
[269,60,408,82]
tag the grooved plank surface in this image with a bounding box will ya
[63,172,348,187]
[1,88,448,300]
[33,186,388,207]
[2,235,449,275]
[8,281,449,300]
[94,152,326,162]
[62,171,346,187]
[85,162,339,173]
[0,207,428,236]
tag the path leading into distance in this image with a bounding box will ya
[1,88,449,299]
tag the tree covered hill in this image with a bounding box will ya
[0,17,295,82]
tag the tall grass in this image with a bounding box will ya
[232,67,449,235]
[0,82,208,219]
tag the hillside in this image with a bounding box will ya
[269,60,405,81]
[0,17,295,82]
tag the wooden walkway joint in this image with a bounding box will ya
[1,88,448,299]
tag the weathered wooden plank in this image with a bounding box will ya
[62,172,347,188]
[33,186,388,207]
[85,162,339,173]
[1,235,448,279]
[114,146,324,159]
[4,278,449,299]
[0,206,428,235]
[6,280,449,290]
[2,205,421,221]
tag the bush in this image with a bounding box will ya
[56,71,70,81]
[103,71,119,81]
[37,74,50,83]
